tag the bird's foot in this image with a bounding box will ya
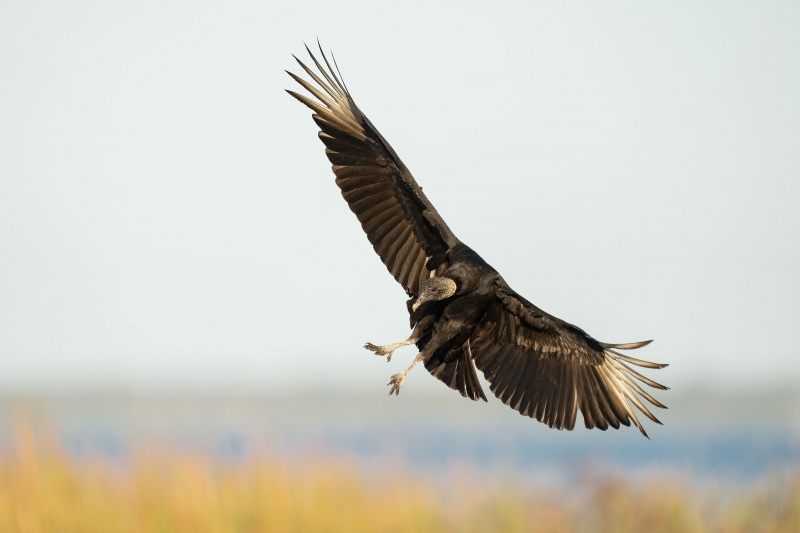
[387,371,407,396]
[364,342,396,362]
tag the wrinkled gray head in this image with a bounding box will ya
[413,277,457,311]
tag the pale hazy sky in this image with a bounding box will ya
[1,1,798,395]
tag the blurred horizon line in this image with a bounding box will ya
[2,382,799,425]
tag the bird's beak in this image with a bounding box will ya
[412,300,420,312]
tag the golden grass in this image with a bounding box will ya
[1,415,798,533]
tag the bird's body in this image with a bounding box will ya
[288,44,668,437]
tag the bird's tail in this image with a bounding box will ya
[425,340,487,402]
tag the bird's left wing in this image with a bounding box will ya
[287,44,458,296]
[470,282,668,437]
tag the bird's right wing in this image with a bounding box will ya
[287,44,458,296]
[470,283,668,437]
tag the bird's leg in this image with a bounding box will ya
[387,352,425,396]
[364,316,434,363]
[364,337,416,363]
[384,314,456,396]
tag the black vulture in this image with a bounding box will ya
[287,44,667,437]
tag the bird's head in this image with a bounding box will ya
[412,277,457,312]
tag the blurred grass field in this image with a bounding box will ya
[2,413,799,533]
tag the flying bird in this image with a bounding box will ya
[287,44,668,437]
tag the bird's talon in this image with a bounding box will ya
[365,342,396,361]
[387,372,406,396]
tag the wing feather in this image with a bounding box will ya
[409,248,427,294]
[384,226,413,274]
[397,239,420,285]
[319,134,375,159]
[473,282,667,437]
[581,366,609,430]
[288,44,458,296]
[557,363,577,429]
[355,197,398,225]
[509,351,537,415]
[376,222,407,259]
[545,358,566,426]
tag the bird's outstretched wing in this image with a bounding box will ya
[471,282,668,437]
[287,44,458,296]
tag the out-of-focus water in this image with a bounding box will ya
[2,389,798,489]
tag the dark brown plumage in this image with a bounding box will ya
[287,44,668,437]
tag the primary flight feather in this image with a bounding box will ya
[287,44,668,437]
